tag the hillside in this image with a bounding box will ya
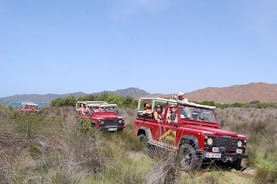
[114,87,149,98]
[0,92,87,104]
[1,82,277,105]
[183,82,277,103]
[0,88,149,105]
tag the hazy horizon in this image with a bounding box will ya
[1,81,276,98]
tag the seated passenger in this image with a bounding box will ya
[154,105,164,123]
[93,106,100,112]
[143,103,152,117]
[81,104,90,116]
[89,106,95,114]
[99,107,107,112]
[167,105,178,123]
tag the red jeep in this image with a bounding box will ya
[76,101,125,132]
[20,102,40,113]
[134,98,248,171]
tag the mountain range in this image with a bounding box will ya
[0,88,149,104]
[1,82,277,105]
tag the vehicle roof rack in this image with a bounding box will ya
[139,97,216,110]
[22,102,39,106]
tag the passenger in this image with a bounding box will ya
[167,105,178,123]
[89,106,95,114]
[99,107,107,112]
[81,104,89,116]
[94,106,100,112]
[177,92,185,101]
[143,103,152,117]
[154,105,163,123]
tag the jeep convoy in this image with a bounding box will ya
[76,101,125,132]
[134,97,248,171]
[75,97,248,171]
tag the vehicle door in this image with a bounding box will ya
[159,106,178,143]
[136,108,161,140]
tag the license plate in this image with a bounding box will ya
[236,149,243,154]
[212,147,219,152]
[205,152,222,159]
[108,128,117,131]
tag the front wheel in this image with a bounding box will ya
[178,143,202,172]
[138,134,147,144]
[231,158,242,170]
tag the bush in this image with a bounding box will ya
[51,92,138,109]
[198,100,277,109]
[51,96,77,107]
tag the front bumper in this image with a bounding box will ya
[98,125,125,132]
[202,150,248,162]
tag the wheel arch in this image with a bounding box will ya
[179,135,199,149]
[137,127,152,139]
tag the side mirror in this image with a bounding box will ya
[220,120,224,128]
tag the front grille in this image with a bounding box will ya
[213,137,238,151]
[104,119,119,126]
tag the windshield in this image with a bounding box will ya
[103,106,118,113]
[180,106,216,123]
[89,106,118,113]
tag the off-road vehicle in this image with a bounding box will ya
[134,97,248,171]
[20,102,40,113]
[76,101,125,132]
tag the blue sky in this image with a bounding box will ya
[0,0,277,97]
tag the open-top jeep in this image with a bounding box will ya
[20,102,40,113]
[76,101,125,132]
[134,97,248,171]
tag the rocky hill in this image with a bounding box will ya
[114,87,149,98]
[183,82,277,103]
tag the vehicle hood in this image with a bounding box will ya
[186,125,239,138]
[91,112,123,120]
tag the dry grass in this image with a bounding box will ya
[0,106,152,184]
[217,108,277,183]
[0,106,276,184]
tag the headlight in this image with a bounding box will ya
[237,140,243,148]
[100,120,105,125]
[207,138,213,146]
[118,119,124,124]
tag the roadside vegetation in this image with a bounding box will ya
[0,96,276,183]
[51,92,137,109]
[217,108,277,184]
[199,100,277,109]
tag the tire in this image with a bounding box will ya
[231,158,242,170]
[138,133,147,144]
[178,143,202,171]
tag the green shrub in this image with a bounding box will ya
[51,96,77,107]
[51,92,138,109]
